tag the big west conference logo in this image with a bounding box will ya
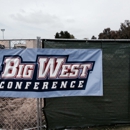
[0,55,95,92]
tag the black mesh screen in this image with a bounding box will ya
[42,40,130,129]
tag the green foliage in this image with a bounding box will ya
[98,20,130,39]
[55,32,60,38]
[91,35,97,39]
[55,31,75,39]
[0,44,5,49]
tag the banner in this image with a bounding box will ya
[0,49,103,98]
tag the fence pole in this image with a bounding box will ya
[40,98,42,130]
[9,40,11,49]
[37,37,41,48]
[37,98,39,130]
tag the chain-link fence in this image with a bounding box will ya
[0,98,45,130]
[0,38,45,130]
[2,38,130,129]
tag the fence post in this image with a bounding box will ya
[9,40,11,49]
[37,98,40,130]
[37,37,41,48]
[40,98,43,130]
[37,98,43,130]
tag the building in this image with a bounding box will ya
[0,38,41,49]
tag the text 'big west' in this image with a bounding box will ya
[1,56,93,79]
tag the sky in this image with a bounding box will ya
[0,0,130,40]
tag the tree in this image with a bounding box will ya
[70,34,75,39]
[60,31,64,38]
[98,28,112,39]
[0,44,5,49]
[97,20,130,39]
[91,35,97,39]
[64,31,70,38]
[55,31,75,39]
[55,32,60,38]
[119,20,130,39]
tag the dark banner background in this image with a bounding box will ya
[42,39,130,129]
